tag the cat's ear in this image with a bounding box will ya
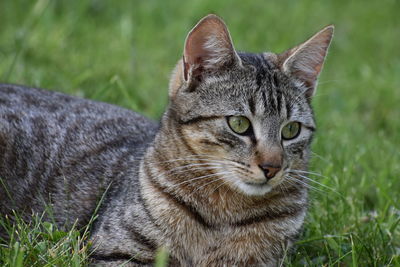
[279,25,334,98]
[182,14,241,83]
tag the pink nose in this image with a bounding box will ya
[258,164,281,180]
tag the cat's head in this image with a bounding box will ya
[164,14,333,196]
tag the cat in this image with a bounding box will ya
[0,14,333,266]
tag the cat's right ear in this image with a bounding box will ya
[170,14,241,97]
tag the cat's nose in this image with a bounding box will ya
[258,164,281,180]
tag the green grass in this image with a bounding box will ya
[0,213,91,266]
[0,0,399,266]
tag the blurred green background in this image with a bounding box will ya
[0,0,399,266]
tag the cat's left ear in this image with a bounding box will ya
[169,15,241,97]
[183,14,241,81]
[279,25,334,98]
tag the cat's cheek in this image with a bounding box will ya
[179,126,216,154]
[285,149,309,170]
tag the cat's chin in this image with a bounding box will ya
[233,180,274,196]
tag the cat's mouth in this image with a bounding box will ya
[244,180,268,186]
[234,180,274,196]
[231,170,286,196]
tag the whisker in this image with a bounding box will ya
[282,175,297,187]
[164,163,224,173]
[310,151,330,163]
[229,166,254,177]
[289,173,336,191]
[208,179,231,197]
[149,158,244,171]
[289,169,330,179]
[283,176,305,189]
[190,153,246,163]
[167,166,228,178]
[221,179,233,199]
[188,176,227,197]
[152,154,249,168]
[148,158,225,165]
[286,173,342,197]
[168,171,233,189]
[162,163,238,177]
[146,165,224,187]
[285,175,326,194]
[148,157,252,178]
[144,155,256,197]
[278,183,291,196]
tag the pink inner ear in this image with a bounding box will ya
[183,15,238,82]
[185,32,210,66]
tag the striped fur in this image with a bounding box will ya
[0,15,332,266]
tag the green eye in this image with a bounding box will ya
[282,122,301,140]
[228,116,251,135]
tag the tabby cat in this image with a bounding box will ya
[0,15,333,266]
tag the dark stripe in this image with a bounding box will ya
[91,253,152,264]
[268,86,277,112]
[272,72,280,88]
[215,132,243,147]
[297,99,305,116]
[235,165,253,174]
[231,160,250,168]
[261,91,268,110]
[152,180,213,229]
[144,163,214,229]
[121,221,157,250]
[285,96,292,119]
[57,134,130,181]
[179,115,221,125]
[137,189,158,227]
[304,125,316,132]
[176,126,197,155]
[215,137,235,148]
[232,207,301,227]
[255,68,266,88]
[238,52,272,88]
[287,139,309,155]
[199,139,223,147]
[276,90,282,112]
[130,229,157,251]
[248,97,256,115]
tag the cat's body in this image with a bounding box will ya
[0,84,157,230]
[0,15,333,266]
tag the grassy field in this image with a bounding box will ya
[0,0,399,266]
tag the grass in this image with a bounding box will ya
[0,0,399,266]
[0,213,90,266]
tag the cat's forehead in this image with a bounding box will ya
[197,52,305,116]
